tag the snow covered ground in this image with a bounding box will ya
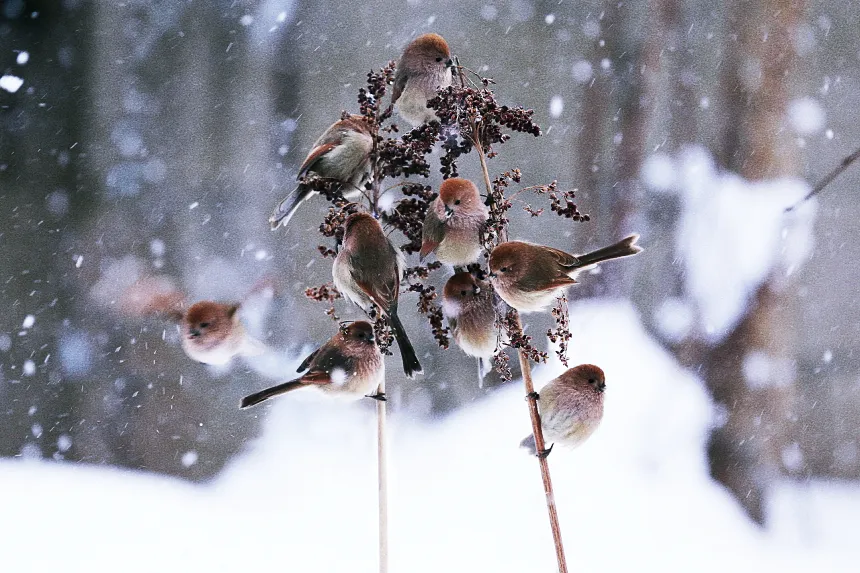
[1,302,857,572]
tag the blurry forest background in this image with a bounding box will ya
[2,0,859,528]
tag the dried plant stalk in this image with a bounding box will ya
[473,138,569,573]
[376,378,388,573]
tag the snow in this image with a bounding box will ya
[0,74,24,93]
[21,315,35,329]
[571,60,593,83]
[16,51,29,65]
[549,95,564,118]
[0,301,856,572]
[788,97,826,134]
[675,146,815,341]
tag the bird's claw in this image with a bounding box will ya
[525,391,540,401]
[537,444,554,459]
[366,392,387,402]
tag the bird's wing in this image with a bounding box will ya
[419,209,445,261]
[297,142,338,179]
[349,240,401,312]
[296,347,320,373]
[542,245,583,270]
[391,66,408,105]
[302,344,356,385]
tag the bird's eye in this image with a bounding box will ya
[358,333,365,339]
[454,199,461,205]
[588,378,596,385]
[435,57,443,62]
[461,290,467,296]
[500,267,508,272]
[199,322,210,328]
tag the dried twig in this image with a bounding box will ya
[786,145,860,211]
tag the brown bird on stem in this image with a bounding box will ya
[333,212,423,378]
[420,177,489,266]
[488,235,643,313]
[240,321,384,408]
[269,115,373,230]
[442,272,499,382]
[520,364,606,457]
[392,33,454,126]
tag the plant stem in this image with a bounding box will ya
[473,140,569,573]
[516,314,568,573]
[376,379,388,573]
[786,145,860,211]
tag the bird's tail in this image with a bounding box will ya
[519,434,537,456]
[576,234,643,268]
[388,310,423,379]
[269,185,312,230]
[240,380,304,408]
[477,356,493,388]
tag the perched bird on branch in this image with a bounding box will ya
[240,321,384,408]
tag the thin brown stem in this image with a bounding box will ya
[786,145,860,211]
[516,314,568,573]
[376,378,388,573]
[473,141,569,573]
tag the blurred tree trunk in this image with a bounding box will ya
[706,0,805,524]
[0,0,91,462]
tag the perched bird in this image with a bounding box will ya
[120,276,271,366]
[489,235,643,313]
[392,33,454,126]
[420,177,488,266]
[442,272,498,381]
[333,212,423,378]
[240,321,384,408]
[520,364,606,457]
[269,115,373,230]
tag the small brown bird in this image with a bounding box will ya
[120,276,270,366]
[489,235,643,313]
[442,272,498,380]
[181,301,267,365]
[392,33,454,126]
[520,364,606,457]
[333,212,423,378]
[420,177,488,266]
[240,321,384,408]
[270,115,373,230]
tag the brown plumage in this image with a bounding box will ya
[442,272,499,380]
[240,321,383,408]
[489,235,643,313]
[392,33,454,126]
[120,277,269,365]
[520,364,606,456]
[420,178,488,266]
[332,213,423,378]
[269,115,373,229]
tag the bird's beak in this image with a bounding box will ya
[598,382,606,393]
[444,206,454,220]
[445,58,455,68]
[189,328,201,338]
[473,286,481,295]
[488,272,497,279]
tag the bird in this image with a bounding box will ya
[520,364,606,458]
[181,301,268,366]
[240,321,384,408]
[442,272,499,381]
[420,177,488,266]
[120,275,272,365]
[488,235,643,313]
[333,212,423,378]
[392,33,454,126]
[269,114,373,230]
